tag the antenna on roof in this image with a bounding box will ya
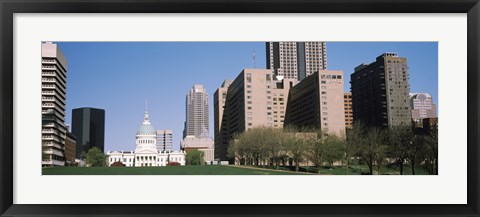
[145,98,148,111]
[252,43,256,69]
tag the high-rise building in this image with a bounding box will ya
[284,70,346,136]
[410,93,437,128]
[266,42,327,81]
[214,80,233,160]
[344,92,353,129]
[156,129,173,152]
[71,107,105,158]
[41,42,68,167]
[350,53,412,128]
[216,69,296,161]
[183,84,209,138]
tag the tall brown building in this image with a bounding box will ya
[284,70,346,136]
[350,53,412,128]
[344,92,353,129]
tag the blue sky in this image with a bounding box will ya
[57,42,438,152]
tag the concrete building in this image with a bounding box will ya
[64,132,77,166]
[71,107,105,158]
[107,107,185,167]
[350,52,412,128]
[266,42,327,81]
[216,69,297,161]
[344,92,353,129]
[184,84,209,138]
[41,42,68,167]
[180,136,215,162]
[284,70,346,136]
[213,80,233,160]
[156,129,173,152]
[410,93,437,128]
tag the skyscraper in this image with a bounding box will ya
[266,42,327,81]
[156,129,173,152]
[41,42,68,167]
[71,107,105,158]
[350,52,412,128]
[284,70,346,136]
[410,93,437,128]
[183,84,209,138]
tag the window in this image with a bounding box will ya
[321,91,327,94]
[247,107,252,110]
[321,81,326,84]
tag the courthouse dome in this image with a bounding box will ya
[137,107,156,135]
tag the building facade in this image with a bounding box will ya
[213,80,233,160]
[107,108,185,167]
[216,69,297,161]
[410,93,437,128]
[284,70,346,136]
[64,132,77,166]
[71,107,105,158]
[344,92,353,129]
[180,136,215,162]
[350,53,412,128]
[156,129,173,152]
[184,84,210,138]
[266,42,327,81]
[42,42,68,167]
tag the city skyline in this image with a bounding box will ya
[58,42,438,152]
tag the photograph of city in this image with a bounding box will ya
[41,42,438,175]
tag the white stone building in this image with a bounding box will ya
[107,107,185,167]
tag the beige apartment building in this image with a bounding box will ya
[213,80,233,160]
[284,70,346,136]
[41,42,68,167]
[215,69,297,161]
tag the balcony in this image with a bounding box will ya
[42,159,65,166]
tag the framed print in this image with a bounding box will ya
[1,0,479,216]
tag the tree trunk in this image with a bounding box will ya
[399,159,404,175]
[411,159,416,175]
[368,158,373,175]
[295,159,299,172]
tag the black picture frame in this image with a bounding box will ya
[1,0,479,216]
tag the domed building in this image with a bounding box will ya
[107,106,186,167]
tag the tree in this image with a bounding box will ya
[286,132,308,172]
[422,129,438,175]
[356,127,386,175]
[86,147,107,167]
[186,149,205,165]
[405,134,426,175]
[387,125,413,175]
[323,134,344,167]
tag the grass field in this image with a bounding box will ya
[42,165,309,175]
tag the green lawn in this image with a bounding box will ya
[42,165,308,175]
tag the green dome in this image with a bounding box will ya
[137,124,156,135]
